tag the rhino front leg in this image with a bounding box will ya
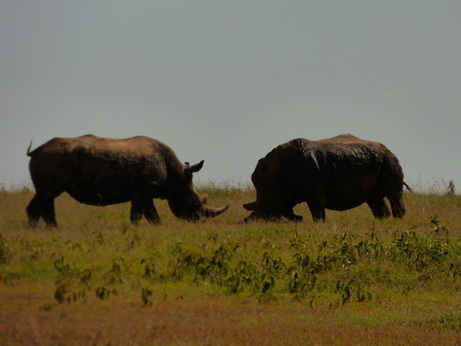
[143,200,161,224]
[243,212,259,223]
[131,192,161,225]
[130,192,146,225]
[307,203,326,222]
[367,199,391,219]
[130,203,142,225]
[282,210,303,222]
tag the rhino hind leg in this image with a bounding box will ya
[42,199,57,227]
[26,195,41,228]
[389,195,405,218]
[367,199,391,219]
[307,203,326,222]
[26,193,58,228]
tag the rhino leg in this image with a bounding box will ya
[42,199,57,227]
[244,211,281,222]
[143,200,161,224]
[389,195,405,218]
[367,199,391,219]
[131,193,161,225]
[130,195,144,225]
[27,193,58,228]
[26,195,41,228]
[130,209,142,225]
[307,203,326,222]
[282,210,303,222]
[243,212,259,222]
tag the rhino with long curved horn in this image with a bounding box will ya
[26,135,229,227]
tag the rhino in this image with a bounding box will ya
[26,134,229,227]
[244,134,408,222]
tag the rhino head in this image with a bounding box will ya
[243,156,302,222]
[243,199,302,223]
[168,160,229,221]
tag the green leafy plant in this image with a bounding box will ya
[53,256,92,304]
[95,286,117,300]
[140,258,157,280]
[391,218,450,270]
[226,260,257,294]
[104,259,124,284]
[335,278,372,305]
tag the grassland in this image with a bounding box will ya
[1,187,461,345]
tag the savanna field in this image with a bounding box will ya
[1,186,461,345]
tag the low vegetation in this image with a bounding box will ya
[1,187,461,344]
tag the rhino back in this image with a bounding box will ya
[28,135,182,205]
[253,138,388,208]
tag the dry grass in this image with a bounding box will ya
[2,286,460,345]
[2,284,461,345]
[1,188,461,345]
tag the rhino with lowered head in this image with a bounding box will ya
[244,134,408,222]
[26,135,229,227]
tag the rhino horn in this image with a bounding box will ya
[201,204,230,218]
[243,201,258,211]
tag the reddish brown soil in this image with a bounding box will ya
[1,284,460,345]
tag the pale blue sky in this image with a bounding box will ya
[1,1,460,192]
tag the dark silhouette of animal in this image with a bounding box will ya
[26,135,229,227]
[244,134,408,222]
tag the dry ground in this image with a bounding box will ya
[2,283,461,345]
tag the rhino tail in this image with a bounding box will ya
[403,182,412,192]
[27,141,34,157]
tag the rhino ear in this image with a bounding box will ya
[185,160,204,174]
